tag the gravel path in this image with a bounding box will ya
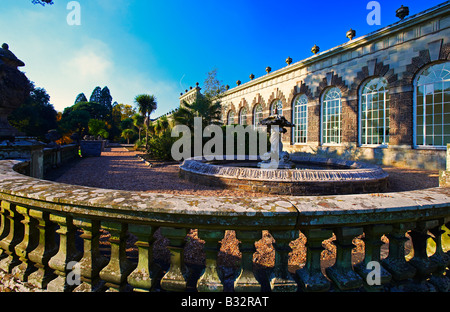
[47,147,440,195]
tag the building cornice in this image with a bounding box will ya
[218,1,450,99]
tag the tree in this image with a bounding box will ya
[99,86,113,116]
[74,93,88,105]
[203,69,227,100]
[173,96,222,131]
[89,86,102,103]
[134,94,157,149]
[132,113,145,142]
[88,119,108,139]
[8,82,58,141]
[121,129,135,144]
[32,0,53,5]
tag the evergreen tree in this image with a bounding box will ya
[89,86,102,103]
[74,93,87,105]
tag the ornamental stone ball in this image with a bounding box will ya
[0,43,30,140]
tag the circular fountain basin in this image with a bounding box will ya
[179,156,389,195]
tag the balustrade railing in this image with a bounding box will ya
[0,159,449,292]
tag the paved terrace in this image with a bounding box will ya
[0,146,448,292]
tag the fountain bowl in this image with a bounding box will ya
[179,155,389,196]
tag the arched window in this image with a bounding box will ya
[321,87,342,145]
[415,62,450,147]
[293,94,308,144]
[239,107,247,125]
[227,111,235,125]
[253,104,263,129]
[270,99,283,116]
[360,77,390,145]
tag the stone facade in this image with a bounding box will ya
[180,3,450,170]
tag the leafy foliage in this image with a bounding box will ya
[8,82,58,141]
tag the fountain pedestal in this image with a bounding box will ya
[257,115,295,169]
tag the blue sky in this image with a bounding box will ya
[0,0,446,116]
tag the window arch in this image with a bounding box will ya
[253,104,263,129]
[227,110,235,125]
[270,99,283,116]
[239,107,248,125]
[359,77,390,145]
[293,94,308,144]
[321,87,342,145]
[414,62,450,148]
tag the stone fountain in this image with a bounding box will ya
[257,113,295,169]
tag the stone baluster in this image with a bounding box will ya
[269,230,298,292]
[127,224,160,292]
[234,230,261,292]
[47,213,82,292]
[409,221,439,278]
[297,228,333,292]
[428,220,450,291]
[354,224,392,291]
[27,209,58,289]
[160,227,188,292]
[408,221,438,291]
[73,218,108,292]
[325,227,364,291]
[11,205,40,282]
[0,201,24,273]
[99,222,136,292]
[0,201,11,259]
[381,222,417,288]
[197,229,225,292]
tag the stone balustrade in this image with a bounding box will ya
[0,159,449,292]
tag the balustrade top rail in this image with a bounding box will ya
[1,159,449,230]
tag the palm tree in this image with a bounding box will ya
[132,113,145,142]
[121,128,135,144]
[173,96,222,131]
[135,94,157,148]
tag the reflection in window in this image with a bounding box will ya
[415,62,450,147]
[360,77,390,145]
[293,94,308,144]
[322,87,342,144]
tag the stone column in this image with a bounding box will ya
[127,224,160,292]
[197,229,225,292]
[73,218,108,292]
[27,209,58,289]
[0,201,24,273]
[160,227,188,292]
[11,205,39,282]
[325,227,364,291]
[234,230,261,292]
[296,228,333,292]
[47,214,82,292]
[269,230,298,292]
[99,222,136,292]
